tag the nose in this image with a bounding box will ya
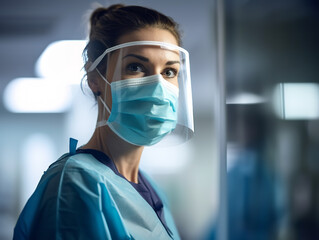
[147,67,161,76]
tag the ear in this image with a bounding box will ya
[85,62,101,95]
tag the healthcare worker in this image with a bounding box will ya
[13,4,194,240]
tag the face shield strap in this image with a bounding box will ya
[98,96,111,114]
[87,41,189,72]
[97,93,111,128]
[95,68,111,128]
[96,69,111,86]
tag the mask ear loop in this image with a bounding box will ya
[95,69,112,128]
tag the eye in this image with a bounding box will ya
[162,68,178,78]
[126,63,145,75]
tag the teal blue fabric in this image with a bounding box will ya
[13,153,180,240]
[106,74,179,146]
[69,138,78,155]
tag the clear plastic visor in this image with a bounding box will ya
[92,41,194,146]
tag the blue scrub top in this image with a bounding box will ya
[13,139,180,240]
[76,148,170,234]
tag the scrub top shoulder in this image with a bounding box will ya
[13,146,180,240]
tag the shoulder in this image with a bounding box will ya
[33,152,117,204]
[15,152,122,240]
[44,152,114,183]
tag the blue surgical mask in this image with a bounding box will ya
[97,71,179,146]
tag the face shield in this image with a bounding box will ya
[88,41,194,146]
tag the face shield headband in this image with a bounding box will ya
[88,41,190,72]
[88,41,194,146]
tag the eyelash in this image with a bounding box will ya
[163,68,178,78]
[125,63,179,78]
[126,63,145,73]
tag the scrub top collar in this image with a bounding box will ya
[75,147,172,236]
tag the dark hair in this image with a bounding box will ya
[84,4,181,72]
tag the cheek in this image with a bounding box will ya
[168,78,179,88]
[107,86,112,105]
[101,81,112,109]
[173,79,179,88]
[106,52,121,82]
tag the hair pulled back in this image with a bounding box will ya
[84,4,181,71]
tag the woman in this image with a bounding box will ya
[14,4,193,240]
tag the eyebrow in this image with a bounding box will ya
[123,54,180,65]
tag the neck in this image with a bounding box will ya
[82,126,144,183]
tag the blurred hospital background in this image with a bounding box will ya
[0,0,318,239]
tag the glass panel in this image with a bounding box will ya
[225,0,319,239]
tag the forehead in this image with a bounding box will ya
[117,27,178,46]
[120,45,180,62]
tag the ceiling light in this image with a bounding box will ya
[3,78,72,113]
[273,83,319,120]
[226,92,265,104]
[35,40,87,84]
